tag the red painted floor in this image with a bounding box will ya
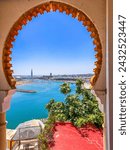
[51,123,103,150]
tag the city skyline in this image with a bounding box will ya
[13,68,94,76]
[12,11,96,75]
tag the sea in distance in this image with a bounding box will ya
[6,79,76,129]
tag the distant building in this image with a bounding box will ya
[50,73,52,77]
[31,69,33,79]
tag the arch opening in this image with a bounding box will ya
[2,1,102,89]
[7,9,100,129]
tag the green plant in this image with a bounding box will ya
[75,79,84,94]
[46,99,55,111]
[38,115,56,150]
[39,79,104,149]
[46,79,104,128]
[60,82,71,94]
[74,117,87,127]
[38,133,49,150]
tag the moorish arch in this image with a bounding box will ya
[0,0,112,150]
[3,1,103,89]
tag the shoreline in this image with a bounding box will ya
[16,80,33,85]
[16,78,90,85]
[16,79,91,89]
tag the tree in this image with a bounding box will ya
[46,99,55,111]
[60,83,71,94]
[75,79,84,94]
[46,80,103,128]
[39,79,104,149]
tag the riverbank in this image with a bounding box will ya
[16,79,76,85]
[16,79,90,86]
[16,80,32,85]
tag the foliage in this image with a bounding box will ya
[38,79,104,149]
[38,115,56,150]
[74,117,87,127]
[38,133,48,150]
[75,79,84,94]
[60,82,71,94]
[46,99,55,111]
[46,79,104,128]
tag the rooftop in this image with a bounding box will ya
[51,122,103,150]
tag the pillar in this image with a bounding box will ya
[0,112,6,150]
[0,90,15,150]
[92,89,107,150]
[106,0,113,149]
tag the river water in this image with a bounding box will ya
[6,80,75,129]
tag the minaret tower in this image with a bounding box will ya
[31,69,33,79]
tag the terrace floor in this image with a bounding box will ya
[51,123,103,150]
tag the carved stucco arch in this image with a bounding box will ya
[2,1,102,89]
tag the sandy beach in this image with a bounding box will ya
[16,80,32,85]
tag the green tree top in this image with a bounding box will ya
[46,79,104,128]
[60,82,71,94]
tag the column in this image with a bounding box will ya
[0,89,16,150]
[0,112,6,150]
[93,89,107,150]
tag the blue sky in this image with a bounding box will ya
[12,11,96,75]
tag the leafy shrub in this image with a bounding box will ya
[39,79,104,149]
[46,79,104,128]
[60,83,71,94]
[38,115,56,150]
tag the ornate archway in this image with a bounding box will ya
[2,1,102,89]
[0,1,112,150]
